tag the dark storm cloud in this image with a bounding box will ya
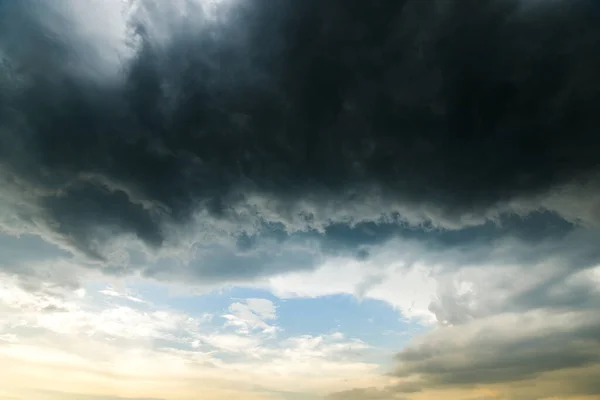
[1,0,600,266]
[316,210,576,255]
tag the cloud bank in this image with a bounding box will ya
[1,0,599,280]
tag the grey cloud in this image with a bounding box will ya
[355,274,386,299]
[4,194,595,287]
[333,228,600,398]
[331,307,600,398]
[387,382,422,394]
[428,241,600,326]
[327,387,406,400]
[331,256,600,397]
[393,309,600,387]
[1,0,600,277]
[2,208,597,290]
[0,234,71,268]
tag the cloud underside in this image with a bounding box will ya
[1,0,600,399]
[0,0,599,275]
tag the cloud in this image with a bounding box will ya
[0,277,383,398]
[394,309,600,386]
[265,247,438,323]
[0,0,599,285]
[328,387,405,400]
[330,259,600,399]
[2,2,600,398]
[99,287,147,304]
[223,298,279,335]
[0,273,209,345]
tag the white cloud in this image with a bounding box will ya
[0,274,383,397]
[223,298,279,335]
[99,286,146,304]
[0,273,209,348]
[201,333,262,354]
[0,333,18,343]
[265,242,438,324]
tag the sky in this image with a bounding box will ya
[0,0,600,399]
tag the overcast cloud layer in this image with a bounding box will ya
[1,0,600,263]
[1,0,600,399]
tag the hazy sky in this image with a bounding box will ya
[1,0,600,399]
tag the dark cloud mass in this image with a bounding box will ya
[1,0,600,270]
